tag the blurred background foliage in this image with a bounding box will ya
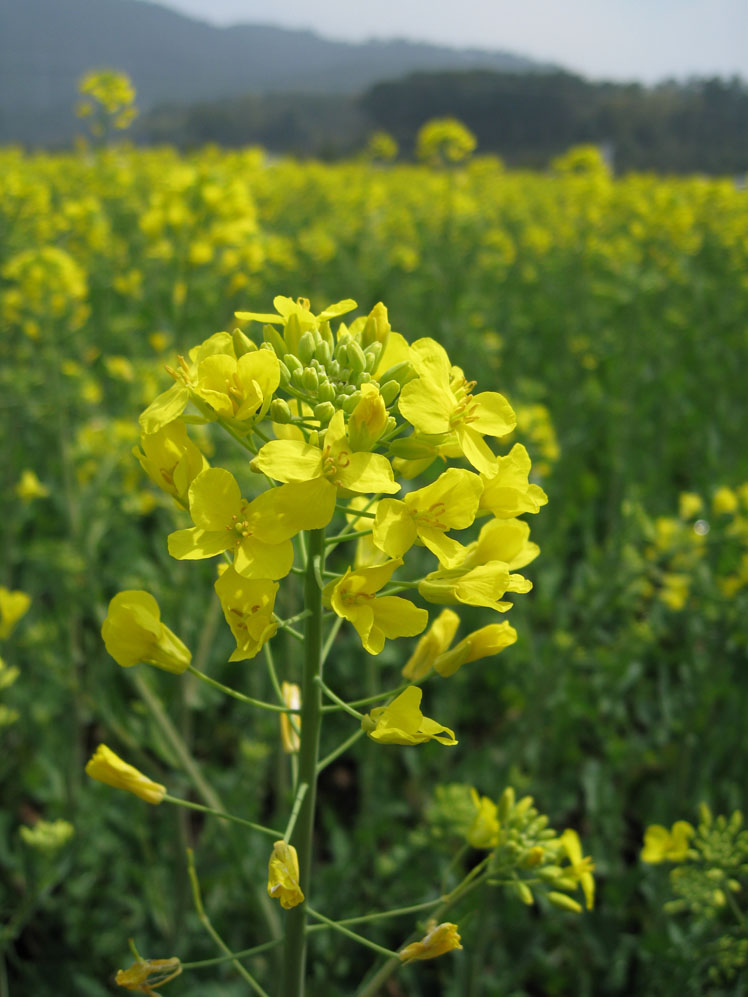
[1,127,748,995]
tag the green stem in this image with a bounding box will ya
[314,676,365,719]
[356,869,489,997]
[321,684,409,713]
[307,898,440,930]
[281,528,326,997]
[187,849,271,997]
[305,906,399,959]
[188,666,298,713]
[317,729,364,774]
[181,937,283,970]
[283,782,309,843]
[163,794,282,839]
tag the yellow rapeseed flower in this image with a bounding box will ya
[115,955,182,993]
[0,588,32,640]
[373,467,483,567]
[362,687,457,746]
[641,821,695,863]
[399,339,515,474]
[433,621,517,677]
[15,469,50,502]
[323,560,427,655]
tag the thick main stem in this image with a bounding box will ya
[281,528,326,997]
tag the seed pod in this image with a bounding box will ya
[269,398,293,424]
[297,331,316,366]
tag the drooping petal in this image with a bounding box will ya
[455,423,498,475]
[417,526,467,568]
[168,527,232,560]
[139,382,190,434]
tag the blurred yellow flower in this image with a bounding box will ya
[15,469,49,502]
[641,821,695,863]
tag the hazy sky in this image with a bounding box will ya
[148,0,748,83]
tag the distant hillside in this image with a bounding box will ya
[0,0,549,144]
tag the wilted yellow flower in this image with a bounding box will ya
[641,821,695,863]
[267,840,304,909]
[399,920,462,962]
[115,955,182,993]
[0,588,31,639]
[15,469,49,502]
[362,686,457,746]
[280,682,301,753]
[101,591,191,673]
[85,744,166,804]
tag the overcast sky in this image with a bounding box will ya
[147,0,748,83]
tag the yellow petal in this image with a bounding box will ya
[251,440,323,483]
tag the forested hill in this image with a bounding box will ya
[137,71,748,175]
[0,0,546,144]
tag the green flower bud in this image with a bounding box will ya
[347,341,367,376]
[342,392,362,414]
[314,401,336,423]
[548,892,583,914]
[319,320,335,351]
[364,341,383,371]
[278,360,291,385]
[315,339,332,365]
[291,368,305,388]
[497,787,516,822]
[263,324,287,357]
[284,353,303,374]
[339,383,356,396]
[359,371,372,384]
[336,343,350,368]
[232,327,256,357]
[513,881,534,905]
[318,380,336,403]
[379,380,400,406]
[269,398,293,424]
[298,331,316,366]
[302,367,319,392]
[285,313,303,355]
[377,360,412,387]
